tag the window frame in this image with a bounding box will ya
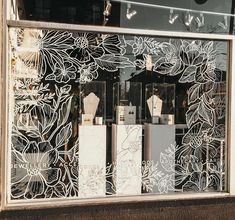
[1,1,235,211]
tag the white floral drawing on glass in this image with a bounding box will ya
[9,28,227,200]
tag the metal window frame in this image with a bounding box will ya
[1,4,235,211]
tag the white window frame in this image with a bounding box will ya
[1,1,235,211]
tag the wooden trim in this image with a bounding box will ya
[6,19,235,40]
[228,39,235,195]
[0,0,2,211]
[3,192,230,211]
[0,0,7,211]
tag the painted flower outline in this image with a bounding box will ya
[11,141,60,199]
[70,33,104,63]
[153,42,184,76]
[78,62,98,84]
[183,171,209,192]
[45,61,77,83]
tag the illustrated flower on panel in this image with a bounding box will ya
[29,103,58,137]
[181,122,218,161]
[119,126,142,159]
[180,40,205,65]
[158,174,175,194]
[178,40,217,83]
[194,58,216,83]
[182,122,204,149]
[141,160,163,192]
[14,29,73,77]
[78,62,98,84]
[39,31,73,73]
[11,141,60,199]
[101,34,126,55]
[45,62,77,83]
[153,42,183,76]
[70,33,104,63]
[128,36,145,56]
[182,171,209,192]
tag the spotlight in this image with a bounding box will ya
[218,15,228,30]
[126,3,137,20]
[195,13,204,28]
[185,11,194,26]
[169,9,179,24]
[103,0,112,17]
[103,17,109,26]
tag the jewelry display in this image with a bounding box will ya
[147,95,163,118]
[116,104,136,125]
[145,83,175,125]
[113,82,142,125]
[83,92,100,119]
[78,81,106,197]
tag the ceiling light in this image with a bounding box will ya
[195,13,204,28]
[169,9,179,24]
[126,3,137,20]
[185,11,194,26]
[103,17,109,26]
[218,15,228,30]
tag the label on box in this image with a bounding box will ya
[82,114,93,125]
[116,106,136,125]
[161,114,175,125]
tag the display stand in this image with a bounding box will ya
[78,125,106,198]
[144,123,176,193]
[112,124,142,195]
[78,81,106,198]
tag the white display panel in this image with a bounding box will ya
[79,125,106,198]
[144,124,176,193]
[112,124,142,195]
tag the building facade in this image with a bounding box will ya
[1,0,235,219]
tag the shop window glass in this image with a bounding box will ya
[8,27,228,201]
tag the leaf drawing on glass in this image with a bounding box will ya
[141,160,163,192]
[9,28,226,199]
[11,141,60,199]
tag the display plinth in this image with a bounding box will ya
[112,124,142,195]
[144,124,176,193]
[78,125,106,198]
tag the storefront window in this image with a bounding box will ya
[8,27,228,201]
[10,0,234,34]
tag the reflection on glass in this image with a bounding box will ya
[10,0,234,34]
[9,27,228,201]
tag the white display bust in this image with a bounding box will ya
[83,92,100,118]
[147,95,163,117]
